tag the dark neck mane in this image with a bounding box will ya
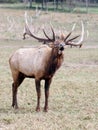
[46,47,64,77]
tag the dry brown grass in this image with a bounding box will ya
[0,6,98,130]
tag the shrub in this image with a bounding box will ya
[0,0,21,3]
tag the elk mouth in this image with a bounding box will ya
[60,46,64,51]
[58,45,64,55]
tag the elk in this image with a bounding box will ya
[9,21,84,112]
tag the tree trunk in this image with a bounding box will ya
[56,0,59,9]
[29,0,32,8]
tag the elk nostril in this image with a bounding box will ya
[59,43,65,51]
[60,46,64,51]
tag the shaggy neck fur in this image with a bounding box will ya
[45,47,64,78]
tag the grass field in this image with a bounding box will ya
[0,4,98,130]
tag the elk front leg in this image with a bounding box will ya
[44,78,52,112]
[35,79,41,112]
[12,83,18,109]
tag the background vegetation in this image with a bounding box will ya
[1,0,98,12]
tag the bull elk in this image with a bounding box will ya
[9,21,84,112]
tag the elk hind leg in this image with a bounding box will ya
[12,72,25,109]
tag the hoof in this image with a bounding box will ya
[12,105,18,109]
[36,107,40,112]
[43,107,48,112]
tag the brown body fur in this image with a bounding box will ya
[9,44,64,112]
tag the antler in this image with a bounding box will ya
[57,23,76,41]
[43,27,55,42]
[23,11,30,40]
[23,12,55,43]
[64,21,84,48]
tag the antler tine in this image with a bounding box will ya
[51,26,55,41]
[64,32,72,42]
[64,23,76,42]
[23,11,29,40]
[25,23,50,42]
[71,23,76,32]
[66,35,80,43]
[43,27,56,42]
[65,21,84,47]
[76,21,84,45]
[49,21,56,41]
[43,29,53,42]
